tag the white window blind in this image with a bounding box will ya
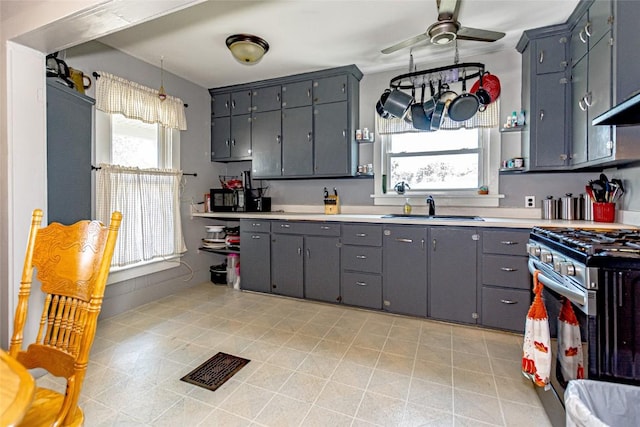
[96,164,187,267]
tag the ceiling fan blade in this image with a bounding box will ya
[381,33,429,54]
[436,0,460,21]
[457,26,506,42]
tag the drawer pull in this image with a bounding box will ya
[500,267,517,272]
[280,224,291,228]
[395,238,413,243]
[320,226,330,230]
[500,299,518,305]
[500,241,518,245]
[251,223,261,227]
[356,255,367,259]
[251,235,261,239]
[355,281,368,286]
[355,233,368,237]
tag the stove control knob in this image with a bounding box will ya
[553,258,564,272]
[540,250,553,263]
[526,243,541,257]
[560,262,576,276]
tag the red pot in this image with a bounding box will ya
[470,72,501,104]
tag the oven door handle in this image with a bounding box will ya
[528,259,587,307]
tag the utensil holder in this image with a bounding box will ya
[593,202,615,223]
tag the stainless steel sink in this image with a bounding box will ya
[381,214,484,221]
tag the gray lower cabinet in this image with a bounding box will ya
[382,225,427,317]
[429,227,479,324]
[270,221,341,301]
[480,229,531,333]
[271,233,304,298]
[341,224,382,309]
[239,219,271,293]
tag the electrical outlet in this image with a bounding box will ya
[525,196,536,208]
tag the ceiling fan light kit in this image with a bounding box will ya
[225,34,270,65]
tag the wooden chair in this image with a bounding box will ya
[9,209,121,427]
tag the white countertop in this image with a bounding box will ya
[192,211,635,230]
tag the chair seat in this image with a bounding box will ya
[18,387,84,427]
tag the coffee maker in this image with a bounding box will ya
[242,171,271,212]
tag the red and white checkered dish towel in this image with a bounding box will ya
[558,297,585,382]
[522,270,551,388]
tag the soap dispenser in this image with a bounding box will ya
[403,198,412,215]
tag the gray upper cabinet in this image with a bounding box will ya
[252,85,281,112]
[211,117,231,160]
[382,225,427,317]
[231,90,252,115]
[209,65,362,177]
[519,0,640,171]
[212,93,230,117]
[429,227,479,324]
[282,106,313,176]
[518,29,571,170]
[231,115,252,159]
[211,108,252,161]
[313,75,348,104]
[251,110,282,177]
[282,80,312,109]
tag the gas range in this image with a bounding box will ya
[528,226,640,270]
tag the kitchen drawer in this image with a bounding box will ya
[240,219,271,233]
[481,286,530,333]
[482,255,531,290]
[341,224,382,246]
[482,229,529,256]
[272,221,340,236]
[341,271,382,309]
[342,245,382,273]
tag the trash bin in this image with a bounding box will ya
[209,263,227,285]
[565,380,640,427]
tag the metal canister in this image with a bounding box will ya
[541,196,558,219]
[560,193,578,220]
[582,193,593,221]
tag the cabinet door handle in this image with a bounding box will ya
[306,248,311,258]
[276,93,281,103]
[395,238,413,243]
[231,139,236,146]
[579,29,587,44]
[355,281,367,287]
[307,132,312,142]
[355,233,367,237]
[432,239,437,251]
[280,224,290,228]
[224,100,229,109]
[342,83,346,93]
[297,247,302,256]
[583,92,593,107]
[307,88,311,98]
[578,98,587,111]
[500,267,517,272]
[276,135,281,144]
[232,100,236,109]
[356,255,367,259]
[538,50,544,63]
[584,22,592,38]
[225,139,230,147]
[500,241,518,245]
[500,299,518,305]
[539,110,544,121]
[421,238,425,249]
[342,130,346,138]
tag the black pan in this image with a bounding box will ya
[473,73,492,111]
[411,84,431,130]
[447,79,479,122]
[376,89,392,118]
[430,81,456,131]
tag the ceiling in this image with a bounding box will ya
[96,0,580,89]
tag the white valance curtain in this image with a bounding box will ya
[96,164,187,267]
[375,100,499,134]
[95,71,187,130]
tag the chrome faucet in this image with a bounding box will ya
[426,196,435,216]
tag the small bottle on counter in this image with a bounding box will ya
[403,198,412,215]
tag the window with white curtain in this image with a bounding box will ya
[94,71,187,279]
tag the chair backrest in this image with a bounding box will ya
[9,208,121,424]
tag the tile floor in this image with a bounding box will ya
[38,283,552,426]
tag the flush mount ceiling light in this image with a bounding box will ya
[225,34,269,65]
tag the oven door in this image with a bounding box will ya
[528,259,596,403]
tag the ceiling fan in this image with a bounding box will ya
[381,0,506,54]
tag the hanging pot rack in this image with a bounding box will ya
[389,62,485,90]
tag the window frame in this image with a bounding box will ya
[94,110,182,284]
[373,128,503,208]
